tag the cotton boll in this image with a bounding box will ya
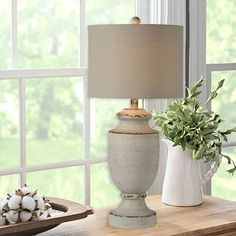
[20,210,32,222]
[3,186,52,224]
[47,207,52,217]
[8,195,22,210]
[15,189,24,197]
[7,210,19,223]
[39,211,48,220]
[20,186,32,196]
[34,209,41,218]
[0,200,8,214]
[7,191,16,200]
[0,215,6,226]
[44,203,52,216]
[31,209,41,221]
[22,196,36,212]
[33,195,44,211]
[44,202,51,209]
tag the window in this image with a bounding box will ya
[206,0,236,200]
[0,0,136,208]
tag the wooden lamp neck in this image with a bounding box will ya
[130,99,139,110]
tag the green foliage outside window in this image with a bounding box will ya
[0,0,135,208]
[0,0,236,206]
[207,0,236,200]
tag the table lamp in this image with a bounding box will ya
[88,20,183,229]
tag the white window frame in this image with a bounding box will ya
[189,0,236,194]
[206,62,236,150]
[0,0,157,206]
[2,0,204,205]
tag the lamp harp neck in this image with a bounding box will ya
[130,99,139,110]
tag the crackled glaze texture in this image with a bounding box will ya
[108,111,159,228]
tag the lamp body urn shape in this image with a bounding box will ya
[108,108,159,229]
[162,139,220,207]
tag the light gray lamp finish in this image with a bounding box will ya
[88,24,184,229]
[88,24,183,99]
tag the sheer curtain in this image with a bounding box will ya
[142,0,186,194]
[146,0,209,194]
[137,0,208,194]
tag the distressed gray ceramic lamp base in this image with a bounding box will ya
[108,104,159,229]
[88,19,183,229]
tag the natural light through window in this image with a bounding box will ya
[0,0,135,209]
[207,0,236,200]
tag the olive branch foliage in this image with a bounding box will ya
[153,78,236,174]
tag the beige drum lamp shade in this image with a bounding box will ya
[88,24,184,99]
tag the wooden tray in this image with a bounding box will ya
[0,197,93,236]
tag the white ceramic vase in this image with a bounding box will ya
[162,139,221,207]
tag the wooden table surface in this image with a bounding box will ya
[39,195,236,236]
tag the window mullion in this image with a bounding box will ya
[80,0,91,206]
[83,74,91,206]
[206,68,212,111]
[0,68,87,79]
[19,78,27,187]
[223,141,236,148]
[80,0,86,67]
[11,0,17,68]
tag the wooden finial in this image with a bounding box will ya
[130,16,141,25]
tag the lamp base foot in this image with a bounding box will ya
[108,210,156,229]
[108,194,157,229]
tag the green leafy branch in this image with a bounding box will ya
[153,78,236,174]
